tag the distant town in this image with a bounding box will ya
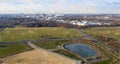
[0,14,120,28]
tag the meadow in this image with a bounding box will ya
[0,27,80,42]
[0,43,30,57]
[82,27,120,42]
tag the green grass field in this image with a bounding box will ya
[82,27,120,42]
[0,27,80,42]
[93,59,112,64]
[0,43,30,57]
[34,40,67,49]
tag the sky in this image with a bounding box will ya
[0,0,120,14]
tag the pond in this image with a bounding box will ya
[64,43,97,58]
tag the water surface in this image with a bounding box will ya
[64,43,97,58]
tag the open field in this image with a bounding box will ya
[0,43,30,58]
[0,27,80,42]
[1,45,76,64]
[82,27,120,42]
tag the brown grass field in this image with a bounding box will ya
[2,43,76,64]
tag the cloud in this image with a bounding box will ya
[0,0,120,14]
[0,2,43,13]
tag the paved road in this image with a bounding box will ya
[0,37,83,45]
